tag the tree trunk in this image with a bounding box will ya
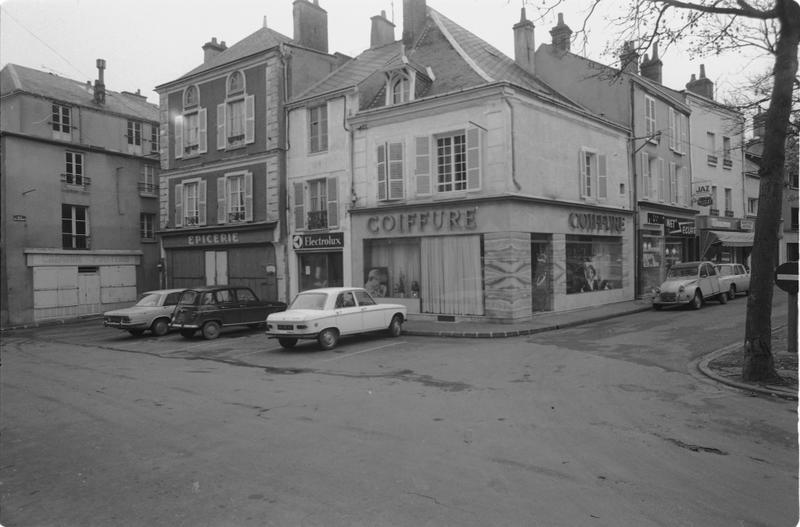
[742,0,800,382]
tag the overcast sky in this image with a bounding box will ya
[1,0,769,108]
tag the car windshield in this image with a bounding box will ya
[135,293,161,307]
[667,266,698,279]
[289,292,328,310]
[178,291,199,305]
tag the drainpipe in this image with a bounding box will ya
[502,92,522,192]
[628,79,641,298]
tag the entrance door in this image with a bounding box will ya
[205,251,228,286]
[77,269,100,305]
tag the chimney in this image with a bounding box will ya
[293,0,328,53]
[619,41,639,74]
[513,8,535,74]
[549,13,572,53]
[402,0,427,48]
[202,37,227,63]
[94,59,106,105]
[752,108,766,139]
[639,43,663,84]
[371,10,396,48]
[685,64,714,100]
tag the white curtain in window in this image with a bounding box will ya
[367,238,420,297]
[422,235,483,315]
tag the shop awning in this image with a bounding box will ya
[700,230,754,258]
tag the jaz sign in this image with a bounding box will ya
[693,181,713,206]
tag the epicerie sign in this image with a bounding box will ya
[568,212,625,233]
[187,232,240,245]
[366,208,477,234]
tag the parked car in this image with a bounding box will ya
[652,261,727,310]
[170,286,286,340]
[265,287,407,350]
[715,263,751,299]
[103,288,185,337]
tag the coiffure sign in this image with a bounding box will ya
[568,212,625,234]
[366,207,478,234]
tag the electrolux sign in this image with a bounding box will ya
[293,232,344,251]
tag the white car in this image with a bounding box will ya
[715,263,751,299]
[652,261,727,310]
[265,287,407,350]
[103,288,185,336]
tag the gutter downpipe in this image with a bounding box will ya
[280,44,291,302]
[502,90,522,192]
[629,78,641,298]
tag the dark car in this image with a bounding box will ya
[170,286,286,339]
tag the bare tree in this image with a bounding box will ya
[530,0,798,381]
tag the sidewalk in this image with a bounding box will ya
[404,299,798,400]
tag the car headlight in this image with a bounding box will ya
[266,324,273,331]
[654,288,661,295]
[678,285,685,293]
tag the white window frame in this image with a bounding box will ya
[174,177,206,227]
[579,148,607,201]
[52,103,71,140]
[217,171,253,224]
[150,124,160,153]
[644,96,657,140]
[64,151,84,186]
[309,103,328,154]
[140,213,156,240]
[127,120,142,146]
[62,204,89,249]
[293,177,338,230]
[377,141,405,201]
[747,198,758,216]
[175,85,206,158]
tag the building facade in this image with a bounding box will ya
[155,1,344,302]
[1,62,160,327]
[287,2,635,323]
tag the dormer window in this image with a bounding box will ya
[184,85,198,108]
[392,75,410,104]
[227,71,244,95]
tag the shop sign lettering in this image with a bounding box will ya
[367,208,477,234]
[292,233,344,250]
[569,212,625,233]
[187,232,240,246]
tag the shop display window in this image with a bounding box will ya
[531,234,553,312]
[566,235,623,294]
[365,238,421,298]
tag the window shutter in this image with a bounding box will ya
[683,166,691,206]
[668,109,676,150]
[217,104,226,150]
[415,136,430,196]
[327,176,338,228]
[657,158,665,201]
[245,95,255,144]
[669,162,677,203]
[640,151,649,198]
[466,127,481,190]
[388,142,404,200]
[293,182,305,230]
[175,115,183,159]
[680,114,688,153]
[598,154,607,199]
[244,172,253,222]
[377,144,387,201]
[578,150,588,198]
[175,183,183,227]
[198,179,207,225]
[217,177,227,224]
[198,108,208,153]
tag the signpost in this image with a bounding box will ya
[774,261,798,354]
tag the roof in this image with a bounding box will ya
[1,63,158,121]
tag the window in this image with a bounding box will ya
[414,128,481,196]
[748,198,758,216]
[227,99,245,143]
[184,86,198,108]
[64,151,84,186]
[150,124,160,153]
[725,188,733,216]
[140,165,158,195]
[52,103,71,138]
[228,71,244,94]
[669,162,678,204]
[392,76,410,104]
[62,204,89,249]
[707,132,717,166]
[185,112,200,151]
[792,207,799,230]
[377,142,404,200]
[644,96,656,138]
[308,178,328,229]
[127,120,142,146]
[566,235,623,294]
[710,185,719,215]
[640,153,661,200]
[579,149,608,200]
[217,172,252,224]
[184,182,199,225]
[140,213,155,240]
[175,85,206,158]
[309,104,328,153]
[669,110,687,154]
[293,178,338,230]
[217,72,254,150]
[437,133,466,192]
[174,179,207,227]
[723,136,731,161]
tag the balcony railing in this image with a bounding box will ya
[723,158,733,169]
[709,208,720,216]
[725,210,735,217]
[62,235,91,250]
[707,154,718,167]
[307,210,328,230]
[184,216,199,226]
[61,173,91,189]
[138,182,158,195]
[228,211,246,223]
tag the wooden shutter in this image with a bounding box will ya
[414,136,430,195]
[680,114,688,153]
[327,177,338,228]
[388,141,404,200]
[293,182,305,230]
[658,158,666,201]
[174,115,183,159]
[669,162,677,203]
[377,144,387,201]
[466,127,481,190]
[244,172,253,222]
[598,154,607,199]
[174,183,183,227]
[198,108,208,153]
[668,109,675,150]
[245,95,255,144]
[217,177,226,224]
[217,104,226,150]
[640,151,650,198]
[578,150,588,198]
[198,179,207,225]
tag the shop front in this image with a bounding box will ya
[638,210,698,296]
[696,216,754,265]
[290,232,344,293]
[161,225,279,301]
[350,199,635,323]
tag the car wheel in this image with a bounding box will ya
[151,318,169,337]
[728,285,736,300]
[690,291,703,310]
[388,315,403,337]
[202,321,221,340]
[180,329,196,338]
[718,291,728,304]
[278,338,298,349]
[128,329,145,337]
[318,328,339,350]
[653,304,663,311]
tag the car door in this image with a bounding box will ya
[355,290,386,331]
[214,289,240,325]
[234,287,261,324]
[160,291,182,320]
[334,291,362,334]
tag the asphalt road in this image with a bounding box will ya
[1,298,797,527]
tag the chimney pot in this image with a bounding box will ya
[513,7,536,74]
[94,58,106,104]
[371,10,396,48]
[402,0,427,47]
[619,41,639,74]
[202,37,227,63]
[293,0,329,53]
[685,64,714,99]
[549,12,572,52]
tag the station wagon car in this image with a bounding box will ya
[652,261,727,310]
[265,287,407,350]
[170,286,286,340]
[715,263,750,299]
[103,288,185,337]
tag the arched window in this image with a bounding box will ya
[228,71,244,95]
[183,85,198,108]
[392,75,410,104]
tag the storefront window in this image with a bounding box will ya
[531,234,553,312]
[566,235,623,294]
[640,232,664,294]
[299,253,342,291]
[365,238,421,298]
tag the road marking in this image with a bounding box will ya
[314,341,406,364]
